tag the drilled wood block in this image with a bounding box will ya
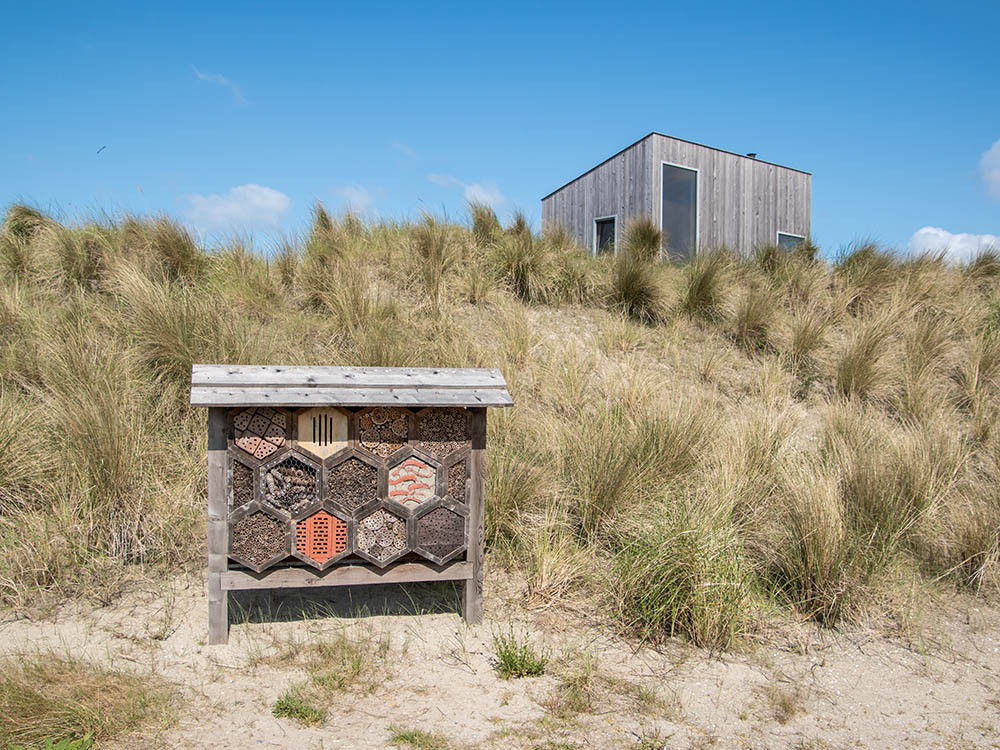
[416,506,466,564]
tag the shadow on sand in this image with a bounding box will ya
[229,580,463,626]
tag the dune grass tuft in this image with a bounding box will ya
[681,249,730,319]
[2,204,51,240]
[0,652,175,749]
[469,201,502,248]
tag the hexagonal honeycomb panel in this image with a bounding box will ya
[233,407,287,460]
[358,407,408,457]
[416,408,469,459]
[388,457,436,509]
[296,407,348,459]
[447,459,467,504]
[357,508,407,562]
[295,509,347,565]
[262,454,318,514]
[328,457,378,512]
[232,459,255,509]
[417,507,465,559]
[231,511,287,568]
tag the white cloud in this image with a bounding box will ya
[909,226,1000,264]
[464,183,505,206]
[427,174,505,207]
[981,139,1000,199]
[337,185,373,213]
[192,66,245,104]
[184,184,291,231]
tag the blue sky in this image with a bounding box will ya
[1,1,998,258]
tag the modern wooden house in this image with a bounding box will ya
[541,132,811,260]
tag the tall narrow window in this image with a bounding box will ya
[594,217,616,255]
[777,232,805,250]
[661,163,698,261]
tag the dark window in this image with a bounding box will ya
[661,163,698,261]
[595,217,616,254]
[778,232,805,250]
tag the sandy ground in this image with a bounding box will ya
[1,569,998,750]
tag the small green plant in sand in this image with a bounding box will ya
[491,625,549,678]
[271,688,325,726]
[389,725,453,750]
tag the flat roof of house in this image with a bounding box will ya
[541,131,811,201]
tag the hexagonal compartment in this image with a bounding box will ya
[388,455,437,510]
[293,506,349,568]
[356,507,408,565]
[231,456,256,510]
[295,406,350,460]
[446,458,467,504]
[230,506,289,572]
[327,455,378,513]
[260,452,320,515]
[232,407,289,461]
[416,505,466,563]
[415,408,469,460]
[357,407,410,458]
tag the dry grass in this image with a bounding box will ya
[680,249,730,319]
[0,203,998,649]
[269,624,395,726]
[268,624,393,695]
[0,652,176,748]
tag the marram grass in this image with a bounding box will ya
[1,202,998,645]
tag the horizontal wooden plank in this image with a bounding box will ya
[192,365,507,389]
[221,561,473,590]
[190,386,513,408]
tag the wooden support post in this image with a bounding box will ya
[463,408,486,624]
[207,407,229,645]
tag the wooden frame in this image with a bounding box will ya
[592,214,617,256]
[194,366,510,645]
[777,231,806,249]
[660,160,700,260]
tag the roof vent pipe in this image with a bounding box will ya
[746,152,757,158]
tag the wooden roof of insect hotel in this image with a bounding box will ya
[189,365,514,408]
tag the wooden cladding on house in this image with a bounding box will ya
[541,132,810,258]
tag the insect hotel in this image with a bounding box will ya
[190,365,513,644]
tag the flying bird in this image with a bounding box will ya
[96,146,106,155]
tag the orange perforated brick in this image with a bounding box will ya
[295,509,347,565]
